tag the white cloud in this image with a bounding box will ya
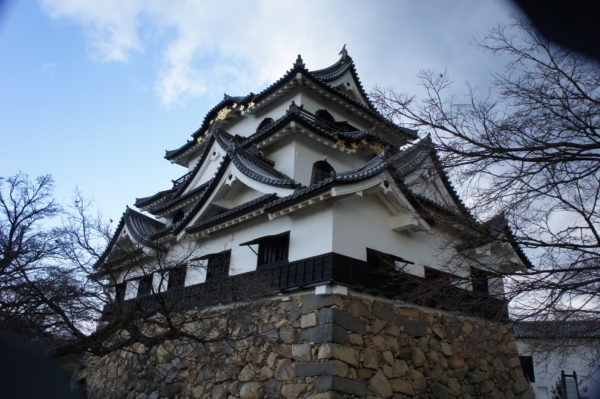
[40,0,144,62]
[40,0,517,105]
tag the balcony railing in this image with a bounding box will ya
[104,253,507,321]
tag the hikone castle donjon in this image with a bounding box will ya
[84,48,534,398]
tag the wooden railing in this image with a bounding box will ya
[104,253,507,321]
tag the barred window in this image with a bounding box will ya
[257,233,289,267]
[137,274,153,297]
[241,232,289,268]
[519,356,535,382]
[471,267,491,294]
[312,160,335,184]
[168,265,187,289]
[115,282,126,302]
[206,251,231,280]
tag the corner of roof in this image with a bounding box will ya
[93,206,130,270]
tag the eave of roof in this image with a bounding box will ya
[310,52,374,110]
[165,94,255,162]
[213,128,300,189]
[301,66,417,141]
[94,207,166,270]
[243,105,402,150]
[186,193,277,234]
[263,137,432,213]
[391,141,533,269]
[148,180,212,216]
[135,189,174,209]
[514,320,600,339]
[153,158,233,238]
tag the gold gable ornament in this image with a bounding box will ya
[216,107,232,121]
[369,143,385,154]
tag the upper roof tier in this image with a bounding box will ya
[164,49,417,165]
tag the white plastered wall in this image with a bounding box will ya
[325,70,369,106]
[224,92,302,138]
[267,134,372,186]
[517,339,600,399]
[331,192,466,278]
[173,202,334,285]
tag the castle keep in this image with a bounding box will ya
[86,49,532,398]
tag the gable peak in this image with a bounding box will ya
[294,54,305,69]
[339,44,349,60]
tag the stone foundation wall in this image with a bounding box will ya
[80,291,532,398]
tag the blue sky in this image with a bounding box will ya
[0,0,519,223]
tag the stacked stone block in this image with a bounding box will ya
[79,292,532,398]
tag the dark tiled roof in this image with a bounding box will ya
[454,211,533,269]
[264,180,334,213]
[149,180,212,215]
[125,207,165,245]
[141,135,217,215]
[186,194,277,234]
[310,51,374,111]
[165,52,417,162]
[94,207,166,269]
[230,147,299,188]
[337,129,398,146]
[154,158,233,238]
[213,128,300,188]
[514,320,600,339]
[310,54,354,81]
[147,126,299,238]
[304,73,416,141]
[170,135,215,196]
[135,189,174,208]
[165,93,255,161]
[242,106,401,150]
[263,137,433,213]
[164,139,196,162]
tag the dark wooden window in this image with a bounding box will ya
[312,160,335,184]
[258,233,289,267]
[137,274,153,297]
[315,109,336,127]
[519,356,535,382]
[206,250,231,280]
[471,267,491,294]
[168,265,187,290]
[425,267,460,291]
[257,117,274,131]
[172,210,184,224]
[366,248,414,273]
[367,247,395,271]
[115,282,126,302]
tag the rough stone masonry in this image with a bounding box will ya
[78,292,532,398]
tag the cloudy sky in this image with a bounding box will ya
[0,0,521,222]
